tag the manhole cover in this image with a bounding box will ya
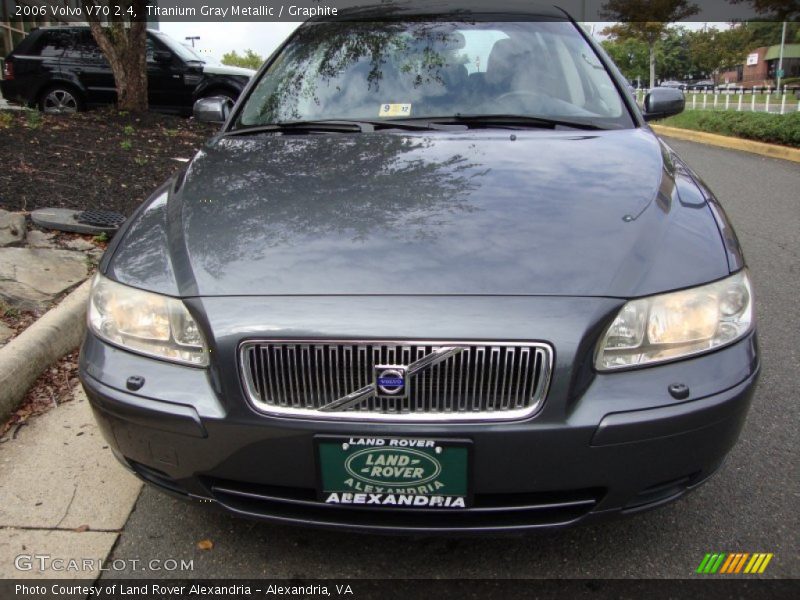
[31,208,125,235]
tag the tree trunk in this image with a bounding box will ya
[84,1,148,112]
[113,42,148,112]
[649,43,656,89]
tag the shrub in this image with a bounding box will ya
[25,109,42,130]
[660,110,800,148]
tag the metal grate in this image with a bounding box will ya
[76,209,126,228]
[239,340,552,421]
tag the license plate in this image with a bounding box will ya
[316,436,470,509]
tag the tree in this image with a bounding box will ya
[221,49,265,70]
[742,21,800,48]
[601,0,699,88]
[601,37,650,83]
[655,27,692,80]
[730,0,800,21]
[686,26,752,80]
[80,1,149,112]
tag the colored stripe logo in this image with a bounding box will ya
[696,553,773,574]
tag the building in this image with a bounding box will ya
[718,44,800,88]
[1,1,83,58]
[2,1,159,59]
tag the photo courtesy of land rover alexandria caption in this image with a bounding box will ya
[79,1,760,532]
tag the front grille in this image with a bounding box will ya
[239,340,552,421]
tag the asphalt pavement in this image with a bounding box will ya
[103,138,799,580]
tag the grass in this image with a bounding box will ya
[0,300,20,319]
[658,110,800,148]
[25,110,42,130]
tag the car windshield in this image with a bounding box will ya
[152,31,204,63]
[235,20,632,130]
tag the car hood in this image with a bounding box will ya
[202,64,255,77]
[108,128,729,298]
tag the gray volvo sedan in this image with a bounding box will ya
[80,2,759,532]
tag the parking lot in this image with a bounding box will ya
[98,137,799,581]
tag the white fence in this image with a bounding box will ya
[635,87,800,115]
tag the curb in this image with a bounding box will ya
[651,125,800,163]
[0,279,91,422]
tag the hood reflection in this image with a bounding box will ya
[164,129,728,297]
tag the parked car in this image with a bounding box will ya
[0,26,254,115]
[687,79,715,91]
[80,2,758,533]
[659,80,686,90]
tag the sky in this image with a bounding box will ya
[160,21,734,64]
[159,22,303,63]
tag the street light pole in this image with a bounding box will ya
[776,21,787,92]
[185,36,200,48]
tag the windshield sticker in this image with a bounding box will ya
[378,103,411,117]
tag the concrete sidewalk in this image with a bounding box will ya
[0,389,141,579]
[0,90,23,111]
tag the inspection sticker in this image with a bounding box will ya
[378,103,411,117]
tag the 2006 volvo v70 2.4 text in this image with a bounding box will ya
[79,1,759,533]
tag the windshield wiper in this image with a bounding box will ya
[430,114,607,131]
[224,121,364,136]
[225,119,445,137]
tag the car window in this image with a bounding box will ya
[237,20,632,129]
[151,31,203,63]
[30,31,71,58]
[61,30,104,61]
[146,37,157,62]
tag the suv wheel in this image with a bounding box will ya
[39,86,83,114]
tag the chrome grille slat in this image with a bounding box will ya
[518,348,530,408]
[240,340,552,422]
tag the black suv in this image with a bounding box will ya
[1,27,254,114]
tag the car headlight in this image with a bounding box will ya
[88,275,208,366]
[596,270,753,371]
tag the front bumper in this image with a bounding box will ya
[79,323,759,534]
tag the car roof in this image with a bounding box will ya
[309,0,570,22]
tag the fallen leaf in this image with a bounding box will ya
[74,524,89,532]
[197,539,214,550]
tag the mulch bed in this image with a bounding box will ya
[0,306,37,340]
[0,350,80,441]
[0,107,207,435]
[0,107,216,215]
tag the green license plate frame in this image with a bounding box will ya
[315,436,472,509]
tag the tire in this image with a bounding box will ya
[38,84,84,115]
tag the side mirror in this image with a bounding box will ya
[154,50,172,64]
[193,96,234,123]
[643,87,685,121]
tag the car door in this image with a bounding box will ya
[146,35,197,111]
[62,29,116,106]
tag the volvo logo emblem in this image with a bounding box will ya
[375,365,408,398]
